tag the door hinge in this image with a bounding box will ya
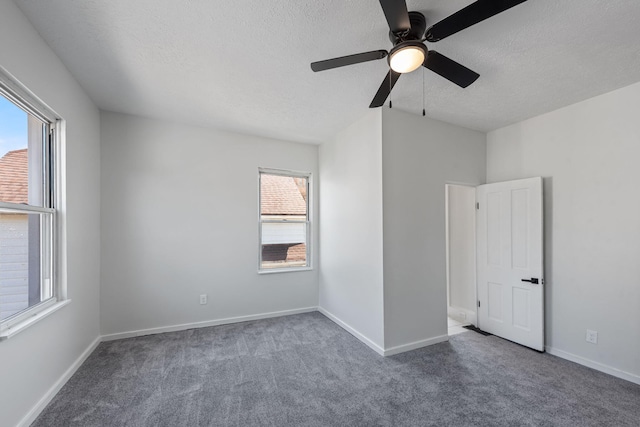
[477,301,481,308]
[476,202,479,210]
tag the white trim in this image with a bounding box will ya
[101,307,318,341]
[260,219,307,223]
[258,266,313,275]
[317,307,450,357]
[16,335,101,427]
[383,335,449,357]
[317,307,385,356]
[445,185,451,309]
[0,300,71,340]
[545,345,640,385]
[0,202,55,214]
[1,298,56,331]
[258,167,311,178]
[54,121,67,300]
[0,66,60,122]
[447,306,477,327]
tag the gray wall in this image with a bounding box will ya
[487,81,640,381]
[381,108,486,349]
[318,110,385,350]
[0,2,101,426]
[100,112,319,336]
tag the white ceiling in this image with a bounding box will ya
[15,0,640,144]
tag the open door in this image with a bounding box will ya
[476,177,544,351]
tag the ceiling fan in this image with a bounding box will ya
[311,0,528,108]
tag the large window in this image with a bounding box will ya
[259,169,310,272]
[0,73,58,338]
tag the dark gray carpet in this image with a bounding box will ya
[33,312,640,426]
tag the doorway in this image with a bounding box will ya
[445,184,477,336]
[445,179,545,350]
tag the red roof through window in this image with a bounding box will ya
[0,149,28,204]
[260,174,306,216]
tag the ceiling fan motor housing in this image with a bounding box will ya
[389,11,427,44]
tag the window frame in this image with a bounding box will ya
[0,67,66,340]
[258,168,312,274]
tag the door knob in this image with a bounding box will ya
[521,278,539,284]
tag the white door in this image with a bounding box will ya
[476,177,544,351]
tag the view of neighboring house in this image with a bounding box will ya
[260,173,308,268]
[0,148,29,320]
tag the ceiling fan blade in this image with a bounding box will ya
[311,50,388,72]
[424,51,479,88]
[379,0,411,34]
[369,70,401,108]
[425,0,528,42]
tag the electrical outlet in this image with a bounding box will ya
[586,329,598,344]
[199,294,207,305]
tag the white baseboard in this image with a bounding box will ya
[545,345,640,385]
[317,307,449,357]
[447,305,477,326]
[101,307,318,341]
[17,336,101,427]
[383,335,449,356]
[317,307,385,356]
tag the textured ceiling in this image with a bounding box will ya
[14,0,640,144]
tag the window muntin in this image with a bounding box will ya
[0,88,55,327]
[259,171,310,271]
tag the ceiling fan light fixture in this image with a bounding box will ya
[389,43,426,73]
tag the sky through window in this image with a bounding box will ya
[0,95,28,158]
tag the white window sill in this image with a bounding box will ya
[258,267,313,275]
[0,299,71,341]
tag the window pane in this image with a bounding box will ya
[262,221,306,245]
[0,211,51,321]
[261,222,307,269]
[260,174,307,218]
[261,243,307,269]
[0,94,45,207]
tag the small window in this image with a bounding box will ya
[259,170,310,272]
[0,76,57,333]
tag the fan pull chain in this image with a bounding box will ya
[389,70,393,108]
[422,67,426,117]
